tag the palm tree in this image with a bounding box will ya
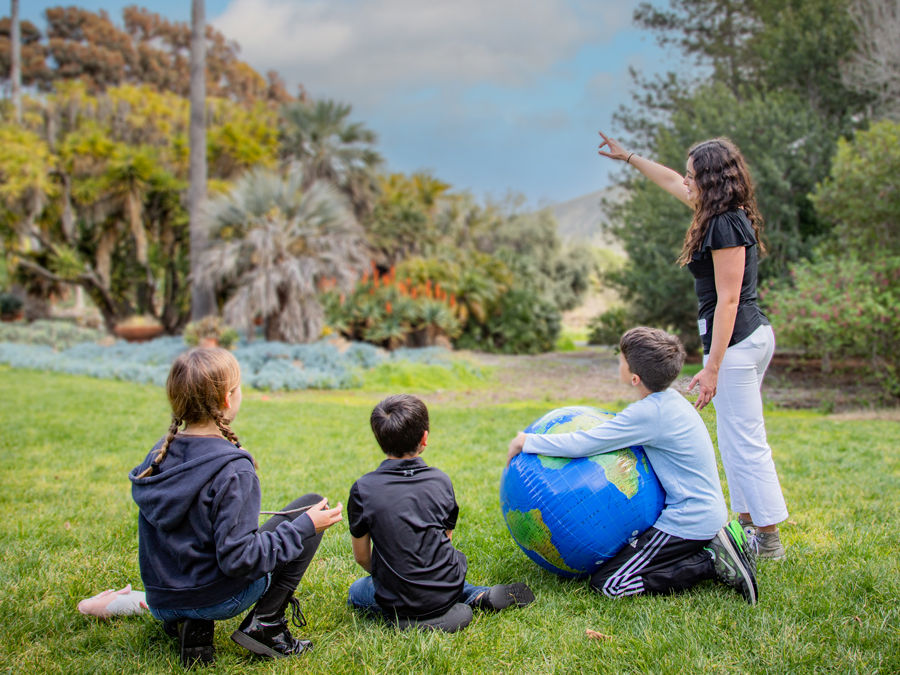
[189,0,215,320]
[280,99,383,218]
[411,171,451,217]
[200,169,369,343]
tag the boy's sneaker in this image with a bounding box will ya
[751,530,786,560]
[476,583,535,611]
[396,603,473,633]
[739,516,756,537]
[707,521,758,605]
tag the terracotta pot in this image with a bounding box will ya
[114,324,165,343]
[0,310,24,323]
[198,337,219,349]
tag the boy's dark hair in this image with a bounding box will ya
[619,327,686,392]
[370,395,430,458]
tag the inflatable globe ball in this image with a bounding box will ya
[500,406,665,579]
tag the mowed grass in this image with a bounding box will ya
[0,367,898,675]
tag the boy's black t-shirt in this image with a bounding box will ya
[348,457,467,619]
[686,209,770,355]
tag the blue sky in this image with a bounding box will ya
[24,0,674,206]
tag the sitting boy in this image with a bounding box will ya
[348,394,535,631]
[507,327,759,604]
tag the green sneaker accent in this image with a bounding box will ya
[708,522,758,605]
[726,519,756,577]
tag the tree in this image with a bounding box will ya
[189,0,214,320]
[842,0,900,121]
[280,99,382,219]
[200,170,369,343]
[1,82,280,332]
[0,17,50,90]
[634,0,757,98]
[812,120,900,256]
[9,0,19,123]
[0,5,294,105]
[604,0,868,341]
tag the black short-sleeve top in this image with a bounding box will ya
[347,457,467,619]
[686,209,769,355]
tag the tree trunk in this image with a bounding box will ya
[10,0,21,124]
[189,0,215,320]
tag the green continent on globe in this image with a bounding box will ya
[537,456,570,470]
[588,450,639,498]
[506,508,579,574]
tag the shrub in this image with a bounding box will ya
[763,256,900,396]
[0,293,23,317]
[0,320,106,350]
[457,288,560,355]
[0,335,478,392]
[183,316,240,349]
[587,307,630,346]
[324,265,461,350]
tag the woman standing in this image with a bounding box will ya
[597,133,788,559]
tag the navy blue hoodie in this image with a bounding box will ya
[130,436,316,610]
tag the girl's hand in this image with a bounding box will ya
[688,367,718,410]
[307,498,343,533]
[598,131,631,161]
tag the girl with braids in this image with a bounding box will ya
[130,348,343,666]
[596,133,788,559]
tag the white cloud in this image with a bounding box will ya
[215,0,632,101]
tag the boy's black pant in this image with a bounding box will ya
[254,493,324,615]
[590,527,716,597]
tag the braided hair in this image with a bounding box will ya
[136,348,252,478]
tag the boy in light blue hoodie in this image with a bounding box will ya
[507,327,758,604]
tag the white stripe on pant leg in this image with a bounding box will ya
[609,579,645,597]
[617,582,645,597]
[602,530,666,595]
[603,532,671,596]
[710,325,788,526]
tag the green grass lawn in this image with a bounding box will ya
[1,367,898,674]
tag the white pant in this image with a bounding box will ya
[704,324,788,527]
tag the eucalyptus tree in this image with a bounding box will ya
[279,99,383,218]
[200,169,369,343]
[10,0,20,123]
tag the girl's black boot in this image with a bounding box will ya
[178,618,215,667]
[230,594,312,659]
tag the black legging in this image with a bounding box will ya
[254,493,324,615]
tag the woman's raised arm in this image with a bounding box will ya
[598,131,693,208]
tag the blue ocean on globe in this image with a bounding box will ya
[500,406,666,579]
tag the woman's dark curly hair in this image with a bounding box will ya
[677,137,765,267]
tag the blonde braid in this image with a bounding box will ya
[212,406,259,470]
[136,414,181,478]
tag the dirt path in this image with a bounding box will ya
[421,347,894,413]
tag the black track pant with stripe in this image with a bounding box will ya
[590,527,717,597]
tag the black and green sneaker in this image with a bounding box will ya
[706,520,759,605]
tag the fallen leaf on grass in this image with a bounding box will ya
[787,520,797,526]
[585,629,613,640]
[64,521,71,530]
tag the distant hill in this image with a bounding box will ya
[549,186,626,255]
